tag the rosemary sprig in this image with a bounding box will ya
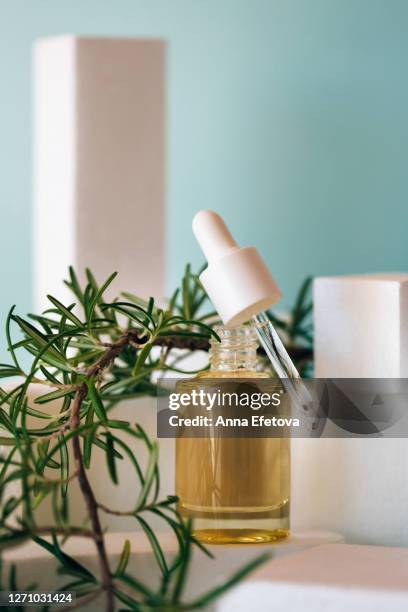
[0,267,270,611]
[0,266,313,610]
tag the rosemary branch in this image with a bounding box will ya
[69,330,145,612]
[0,265,313,609]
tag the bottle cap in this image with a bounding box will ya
[192,210,281,326]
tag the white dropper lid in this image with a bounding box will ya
[193,210,281,326]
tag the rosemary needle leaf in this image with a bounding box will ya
[105,432,118,484]
[87,271,118,333]
[115,539,131,576]
[46,295,83,327]
[86,378,108,423]
[34,388,74,405]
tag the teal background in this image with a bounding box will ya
[1,0,408,360]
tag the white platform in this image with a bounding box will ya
[4,530,342,610]
[217,542,408,612]
[291,274,408,547]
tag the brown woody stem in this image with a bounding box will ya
[69,331,140,612]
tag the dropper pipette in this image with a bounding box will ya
[192,210,313,415]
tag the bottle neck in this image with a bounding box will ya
[209,325,258,372]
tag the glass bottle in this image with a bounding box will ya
[175,325,290,544]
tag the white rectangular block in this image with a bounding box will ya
[314,274,408,377]
[33,36,165,309]
[292,274,408,546]
[218,544,408,612]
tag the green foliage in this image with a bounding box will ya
[0,265,272,611]
[0,265,313,610]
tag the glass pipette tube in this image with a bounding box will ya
[252,311,314,416]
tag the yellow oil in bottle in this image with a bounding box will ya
[175,326,290,544]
